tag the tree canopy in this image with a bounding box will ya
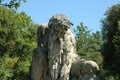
[1,1,120,80]
[74,23,103,65]
[101,4,120,78]
[0,6,38,80]
[0,0,26,9]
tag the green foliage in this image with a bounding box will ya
[0,6,38,80]
[101,4,120,78]
[98,69,120,80]
[12,60,31,80]
[74,23,103,65]
[106,76,119,80]
[0,0,26,9]
[0,57,13,80]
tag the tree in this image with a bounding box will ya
[74,23,103,65]
[0,0,26,9]
[101,4,120,78]
[0,6,38,80]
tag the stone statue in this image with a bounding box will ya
[70,59,100,80]
[47,14,79,80]
[29,24,48,80]
[37,23,49,47]
[29,14,100,80]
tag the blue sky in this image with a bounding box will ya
[18,0,119,32]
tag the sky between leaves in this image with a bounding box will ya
[18,0,120,32]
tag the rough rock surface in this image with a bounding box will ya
[47,14,79,80]
[30,47,48,80]
[29,24,48,80]
[29,14,100,80]
[37,23,49,47]
[70,59,100,80]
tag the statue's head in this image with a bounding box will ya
[48,14,73,32]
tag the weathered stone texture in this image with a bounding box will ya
[30,23,48,80]
[37,23,49,47]
[47,14,79,80]
[30,47,48,80]
[70,59,100,80]
[29,14,100,80]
